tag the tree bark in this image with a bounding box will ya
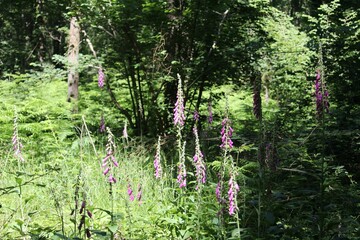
[67,16,80,111]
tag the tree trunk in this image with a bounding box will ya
[67,16,80,111]
[36,0,46,63]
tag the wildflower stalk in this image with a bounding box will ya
[217,98,235,239]
[174,74,186,189]
[102,128,119,183]
[101,127,118,240]
[98,68,105,88]
[137,183,142,205]
[229,156,241,238]
[110,182,114,240]
[72,170,82,237]
[154,136,162,179]
[124,178,134,239]
[193,112,206,239]
[317,43,329,240]
[100,115,105,133]
[193,126,206,190]
[78,193,91,238]
[127,181,135,202]
[177,141,187,188]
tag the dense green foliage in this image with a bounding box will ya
[0,0,359,239]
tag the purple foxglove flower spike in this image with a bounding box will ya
[177,164,187,188]
[220,118,234,149]
[228,175,239,216]
[102,128,119,183]
[315,70,323,115]
[99,115,105,133]
[108,175,116,183]
[173,74,186,127]
[193,110,199,122]
[137,183,142,203]
[154,136,162,179]
[177,141,187,188]
[98,68,105,88]
[193,125,206,190]
[103,167,110,175]
[127,182,135,201]
[315,69,330,116]
[215,174,225,204]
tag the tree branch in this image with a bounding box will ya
[106,78,135,129]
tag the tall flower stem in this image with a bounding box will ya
[193,113,206,239]
[110,182,114,240]
[317,43,327,240]
[101,128,118,240]
[217,98,235,239]
[195,186,202,240]
[229,154,241,239]
[174,74,186,191]
[154,136,162,179]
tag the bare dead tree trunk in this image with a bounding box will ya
[67,16,80,112]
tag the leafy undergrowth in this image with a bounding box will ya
[1,118,360,240]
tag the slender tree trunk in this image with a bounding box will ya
[36,0,46,63]
[67,16,80,112]
[163,0,183,130]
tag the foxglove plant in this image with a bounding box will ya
[217,104,234,208]
[193,110,199,122]
[137,183,142,205]
[315,70,330,116]
[127,182,135,202]
[193,112,207,239]
[12,115,25,162]
[220,117,234,150]
[98,68,105,88]
[173,74,186,127]
[228,173,239,216]
[217,99,240,238]
[154,136,162,179]
[228,165,241,237]
[215,173,225,205]
[174,74,187,188]
[99,115,105,133]
[71,173,93,239]
[78,197,93,238]
[193,125,206,190]
[177,141,187,188]
[102,128,119,183]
